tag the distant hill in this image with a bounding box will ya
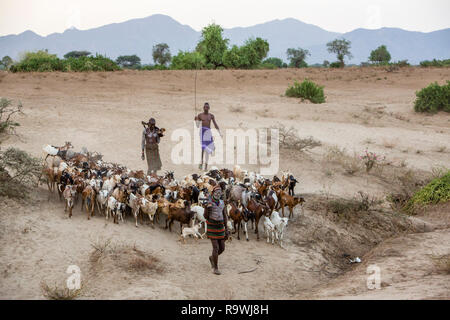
[0,14,449,65]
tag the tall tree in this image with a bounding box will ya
[64,51,91,59]
[196,23,229,69]
[369,45,391,64]
[152,43,171,66]
[115,55,141,69]
[286,48,310,68]
[326,38,352,67]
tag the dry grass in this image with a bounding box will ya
[323,145,361,176]
[431,254,450,274]
[89,238,163,274]
[40,281,83,300]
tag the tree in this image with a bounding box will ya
[0,56,13,70]
[286,48,310,68]
[63,51,91,59]
[369,45,391,64]
[326,38,352,67]
[222,38,269,69]
[152,43,171,66]
[196,23,229,69]
[115,55,141,69]
[323,60,330,68]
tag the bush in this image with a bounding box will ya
[414,81,450,113]
[170,51,206,70]
[271,123,321,151]
[263,57,284,68]
[140,64,169,70]
[403,171,450,214]
[285,79,326,103]
[0,98,22,140]
[329,61,342,68]
[10,50,64,72]
[10,50,120,72]
[420,59,450,67]
[64,55,120,72]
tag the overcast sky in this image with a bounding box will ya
[1,0,449,36]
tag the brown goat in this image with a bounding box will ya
[81,185,96,219]
[278,191,305,218]
[166,201,195,233]
[227,202,249,241]
[247,198,270,240]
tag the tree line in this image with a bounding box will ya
[1,23,449,71]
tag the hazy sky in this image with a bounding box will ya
[1,0,449,36]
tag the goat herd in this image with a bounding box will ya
[41,142,305,246]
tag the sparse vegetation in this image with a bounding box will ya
[273,123,321,151]
[403,171,450,214]
[413,81,450,113]
[430,254,450,274]
[326,191,381,215]
[89,238,163,274]
[285,79,325,103]
[40,281,83,300]
[420,59,450,68]
[0,99,42,198]
[359,150,385,172]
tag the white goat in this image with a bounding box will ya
[191,205,207,236]
[263,216,276,244]
[96,189,109,216]
[270,211,289,247]
[180,222,203,243]
[106,196,117,220]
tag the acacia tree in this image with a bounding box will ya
[196,23,229,69]
[369,45,391,64]
[152,43,171,66]
[63,51,91,59]
[326,38,352,67]
[115,55,141,69]
[286,48,310,68]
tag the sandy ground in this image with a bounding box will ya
[0,67,449,299]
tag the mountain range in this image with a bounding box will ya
[1,14,449,65]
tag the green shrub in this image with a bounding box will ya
[285,79,326,103]
[10,51,119,72]
[64,55,120,72]
[170,51,206,70]
[403,171,450,214]
[414,81,450,113]
[10,50,64,72]
[329,61,342,68]
[420,59,450,67]
[263,57,284,68]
